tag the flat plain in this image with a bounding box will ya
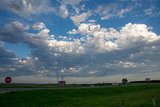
[0,83,160,107]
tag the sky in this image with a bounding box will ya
[0,0,160,84]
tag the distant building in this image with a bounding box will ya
[58,81,66,86]
[58,76,66,86]
[145,78,150,82]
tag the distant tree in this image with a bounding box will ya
[122,78,128,84]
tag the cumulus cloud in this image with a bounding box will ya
[69,23,160,51]
[116,23,159,49]
[68,23,101,35]
[0,21,160,78]
[47,39,85,54]
[0,0,55,17]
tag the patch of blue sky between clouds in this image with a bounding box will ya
[3,42,32,58]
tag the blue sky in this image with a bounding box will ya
[0,0,160,83]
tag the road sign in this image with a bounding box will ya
[5,77,12,83]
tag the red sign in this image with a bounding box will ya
[5,77,12,83]
[58,81,66,86]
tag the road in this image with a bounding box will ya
[0,88,55,93]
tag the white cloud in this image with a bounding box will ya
[69,23,118,52]
[38,29,50,36]
[116,7,133,18]
[59,0,86,6]
[1,21,160,55]
[118,61,136,68]
[0,21,28,43]
[47,39,85,54]
[32,22,46,30]
[70,11,91,25]
[0,0,55,17]
[144,5,160,16]
[0,0,85,19]
[57,0,88,18]
[117,23,159,49]
[58,5,69,18]
[69,23,160,51]
[1,21,160,78]
[95,3,133,20]
[68,23,101,35]
[32,22,50,37]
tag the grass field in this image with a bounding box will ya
[0,83,160,107]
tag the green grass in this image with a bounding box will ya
[0,84,160,107]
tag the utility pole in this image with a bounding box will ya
[57,77,59,84]
[61,76,63,81]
